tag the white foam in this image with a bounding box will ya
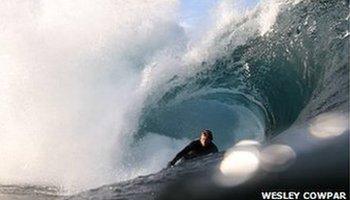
[0,0,183,192]
[0,0,286,192]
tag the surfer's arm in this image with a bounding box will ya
[168,141,195,167]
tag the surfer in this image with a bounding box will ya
[167,129,218,167]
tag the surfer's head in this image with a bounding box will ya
[200,129,213,147]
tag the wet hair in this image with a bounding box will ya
[200,129,213,140]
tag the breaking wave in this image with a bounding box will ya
[0,0,348,195]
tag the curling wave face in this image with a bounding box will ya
[138,0,348,145]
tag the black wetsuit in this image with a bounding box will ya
[168,140,218,166]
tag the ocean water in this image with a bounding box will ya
[0,0,348,199]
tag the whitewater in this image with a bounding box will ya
[0,0,348,199]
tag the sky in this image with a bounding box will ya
[180,0,260,40]
[179,0,219,28]
[180,0,259,27]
